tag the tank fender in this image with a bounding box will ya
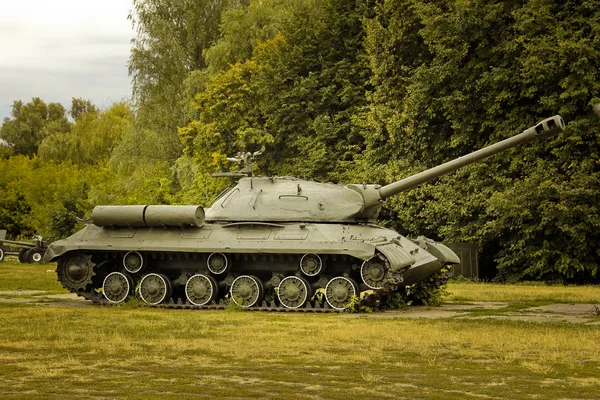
[412,237,460,264]
[426,242,460,264]
[375,243,415,272]
[43,243,67,262]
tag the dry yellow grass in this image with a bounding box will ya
[0,304,599,399]
[1,262,599,399]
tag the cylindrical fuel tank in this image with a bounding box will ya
[144,205,205,227]
[92,205,205,228]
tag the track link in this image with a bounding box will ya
[76,289,340,313]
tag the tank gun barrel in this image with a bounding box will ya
[378,115,565,200]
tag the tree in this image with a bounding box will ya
[70,98,98,121]
[203,0,292,74]
[0,156,92,239]
[359,0,600,282]
[127,0,244,167]
[39,102,132,166]
[0,98,71,156]
[182,0,372,184]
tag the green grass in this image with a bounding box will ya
[446,281,600,303]
[1,305,599,399]
[1,261,599,399]
[0,259,67,295]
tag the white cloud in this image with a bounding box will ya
[0,0,134,119]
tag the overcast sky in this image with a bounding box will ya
[0,0,134,120]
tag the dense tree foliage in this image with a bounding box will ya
[358,0,600,282]
[181,0,371,183]
[127,0,245,168]
[0,0,598,283]
[0,156,90,239]
[39,102,131,166]
[0,98,71,156]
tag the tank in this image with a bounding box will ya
[45,115,565,310]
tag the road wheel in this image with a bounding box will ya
[277,276,311,309]
[139,273,172,305]
[230,275,264,308]
[325,277,359,310]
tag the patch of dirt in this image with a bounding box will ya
[526,303,599,316]
[0,290,46,296]
[34,300,93,308]
[342,302,510,320]
[341,308,466,319]
[0,292,598,322]
[341,302,600,324]
[465,313,590,324]
[465,303,600,325]
[0,298,39,303]
[438,301,510,311]
[42,293,86,300]
[0,291,90,308]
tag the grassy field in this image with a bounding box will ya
[446,280,600,304]
[0,260,599,399]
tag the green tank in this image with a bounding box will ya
[45,115,565,310]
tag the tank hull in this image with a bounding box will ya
[47,222,458,309]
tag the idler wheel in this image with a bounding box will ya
[361,256,389,290]
[57,253,95,291]
[325,277,358,310]
[277,276,312,309]
[207,252,229,275]
[102,272,133,304]
[230,275,264,308]
[300,253,323,277]
[185,274,218,306]
[123,251,144,273]
[139,273,172,305]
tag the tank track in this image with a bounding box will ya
[74,288,338,313]
[67,269,408,313]
[57,248,443,312]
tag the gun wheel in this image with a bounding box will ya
[139,273,172,305]
[278,276,311,309]
[27,248,45,264]
[325,277,358,310]
[57,253,95,292]
[103,272,133,304]
[185,274,218,306]
[230,275,264,308]
[18,248,29,263]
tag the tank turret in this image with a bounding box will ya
[45,114,566,311]
[206,115,565,222]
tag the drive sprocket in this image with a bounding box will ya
[56,252,96,292]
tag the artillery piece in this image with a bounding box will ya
[45,115,565,310]
[0,230,48,264]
